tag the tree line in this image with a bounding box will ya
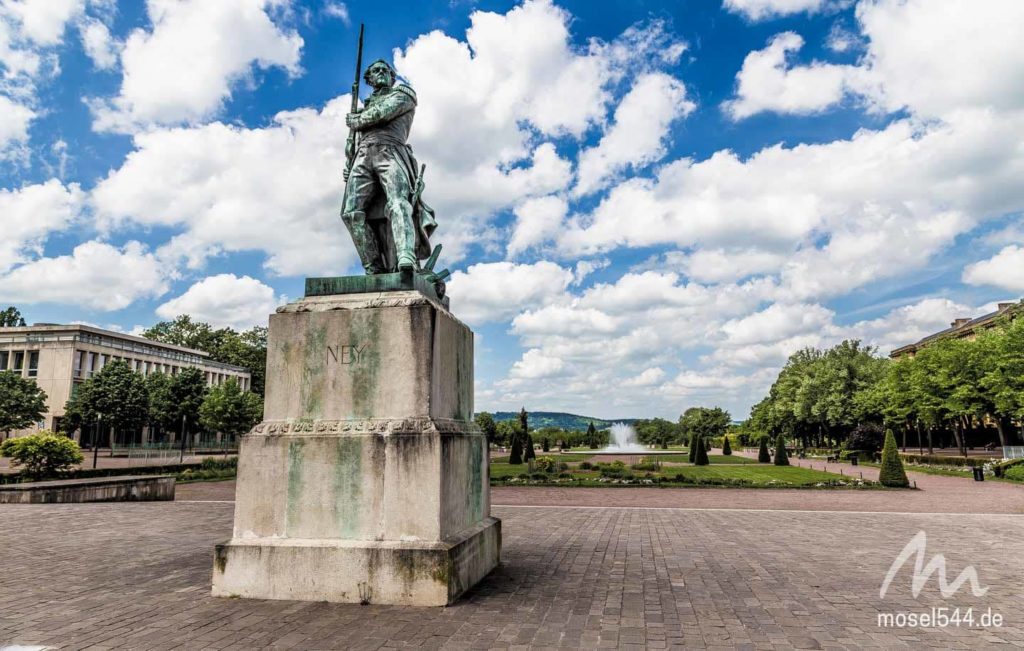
[62,359,262,447]
[473,406,733,453]
[749,314,1024,454]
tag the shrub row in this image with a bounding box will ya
[491,473,876,488]
[0,455,237,484]
[897,453,989,468]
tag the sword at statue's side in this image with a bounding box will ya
[344,23,365,180]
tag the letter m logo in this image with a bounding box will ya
[879,531,989,599]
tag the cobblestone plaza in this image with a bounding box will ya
[2,495,1022,649]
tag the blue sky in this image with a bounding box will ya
[1,0,1022,419]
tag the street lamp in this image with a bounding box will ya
[179,413,187,464]
[92,413,102,469]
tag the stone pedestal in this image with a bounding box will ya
[212,290,500,606]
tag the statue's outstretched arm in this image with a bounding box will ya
[350,93,414,131]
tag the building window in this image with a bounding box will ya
[27,351,38,377]
[12,351,24,372]
[0,351,7,371]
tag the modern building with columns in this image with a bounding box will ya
[0,323,250,441]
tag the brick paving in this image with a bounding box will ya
[2,499,1023,649]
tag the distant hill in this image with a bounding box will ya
[485,411,639,432]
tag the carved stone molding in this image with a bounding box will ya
[247,417,480,437]
[277,291,441,314]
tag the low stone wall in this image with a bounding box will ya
[0,475,175,504]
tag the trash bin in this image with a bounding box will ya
[850,456,858,466]
[972,467,984,481]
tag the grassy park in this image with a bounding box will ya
[488,450,876,488]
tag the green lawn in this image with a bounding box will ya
[669,465,848,486]
[649,454,756,464]
[489,459,875,488]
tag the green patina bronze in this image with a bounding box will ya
[305,269,448,306]
[340,27,449,300]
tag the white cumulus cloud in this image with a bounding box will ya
[156,273,281,330]
[0,240,167,310]
[574,72,693,196]
[963,246,1024,293]
[0,179,84,272]
[446,261,574,325]
[723,31,863,120]
[90,97,355,276]
[88,0,303,132]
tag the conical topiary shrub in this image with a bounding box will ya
[695,435,710,465]
[722,435,732,456]
[774,434,789,466]
[688,435,698,462]
[758,436,770,463]
[509,433,523,465]
[879,429,910,487]
[524,434,536,461]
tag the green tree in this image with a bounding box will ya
[508,431,523,465]
[86,360,149,446]
[171,368,208,445]
[980,320,1024,448]
[774,434,790,466]
[0,431,83,480]
[495,420,518,448]
[143,316,268,396]
[145,372,176,441]
[517,407,536,461]
[679,407,731,446]
[635,417,678,449]
[722,434,732,455]
[0,306,26,327]
[60,382,92,437]
[0,370,47,440]
[878,429,910,487]
[757,436,771,463]
[199,379,263,442]
[474,412,497,446]
[586,422,598,449]
[694,435,710,465]
[524,433,536,461]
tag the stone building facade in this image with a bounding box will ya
[890,300,1023,359]
[0,324,250,442]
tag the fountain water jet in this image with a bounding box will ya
[562,423,680,455]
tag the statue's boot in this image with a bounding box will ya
[341,210,384,274]
[388,198,416,273]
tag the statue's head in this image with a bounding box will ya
[363,59,396,90]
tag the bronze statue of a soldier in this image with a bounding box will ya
[341,56,437,275]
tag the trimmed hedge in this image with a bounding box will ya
[0,455,237,485]
[898,453,988,468]
[694,437,710,466]
[878,430,910,488]
[758,437,771,463]
[774,434,789,466]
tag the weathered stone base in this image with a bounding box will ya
[212,517,500,606]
